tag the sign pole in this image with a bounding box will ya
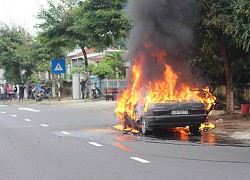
[51,59,66,101]
[58,74,61,101]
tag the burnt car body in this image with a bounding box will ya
[120,89,217,135]
[139,101,207,134]
[121,90,217,135]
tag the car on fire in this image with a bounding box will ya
[122,90,217,135]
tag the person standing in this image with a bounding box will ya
[28,83,33,99]
[3,83,9,100]
[13,85,18,99]
[35,82,41,99]
[80,77,88,99]
[0,84,4,100]
[36,82,41,91]
[19,82,25,101]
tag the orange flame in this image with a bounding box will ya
[114,49,216,132]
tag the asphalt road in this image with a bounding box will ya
[0,104,250,180]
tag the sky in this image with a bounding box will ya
[0,0,48,35]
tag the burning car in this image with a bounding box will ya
[114,62,217,135]
[140,101,206,134]
[140,90,216,134]
[117,89,217,135]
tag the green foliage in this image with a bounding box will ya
[104,51,126,78]
[231,0,250,52]
[232,56,250,86]
[197,0,249,52]
[92,60,114,79]
[26,72,40,83]
[36,0,77,50]
[191,55,225,87]
[0,24,36,83]
[105,51,124,62]
[194,0,250,111]
[69,66,85,80]
[193,0,250,87]
[91,54,126,79]
[37,0,131,70]
[88,62,95,73]
[36,60,51,72]
[0,22,67,84]
[70,0,131,50]
[67,61,95,80]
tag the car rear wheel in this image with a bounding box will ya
[189,124,200,134]
[141,118,150,135]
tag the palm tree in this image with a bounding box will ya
[105,51,125,63]
[104,51,127,78]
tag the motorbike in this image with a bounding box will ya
[35,88,51,101]
[7,88,14,100]
[92,86,103,99]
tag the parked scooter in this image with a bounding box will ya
[35,88,51,101]
[91,85,103,99]
[7,88,14,100]
[35,89,43,101]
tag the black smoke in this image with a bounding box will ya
[124,0,200,88]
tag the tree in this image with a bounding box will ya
[231,0,250,52]
[68,62,95,80]
[195,0,250,115]
[0,24,35,83]
[69,0,130,68]
[232,56,250,104]
[92,60,114,79]
[37,0,130,69]
[37,0,131,98]
[105,51,126,78]
[36,0,75,58]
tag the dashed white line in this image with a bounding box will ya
[1,112,6,114]
[130,157,151,164]
[11,115,17,117]
[24,119,31,122]
[88,142,103,147]
[0,105,7,107]
[40,124,49,127]
[19,108,41,112]
[61,131,71,135]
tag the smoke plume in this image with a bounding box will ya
[124,0,199,87]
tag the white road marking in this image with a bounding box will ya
[0,105,7,107]
[130,157,151,164]
[11,115,17,117]
[88,142,103,147]
[1,112,6,114]
[19,108,41,112]
[61,131,71,135]
[24,119,31,122]
[40,124,49,127]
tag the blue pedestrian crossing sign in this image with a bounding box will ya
[51,59,66,74]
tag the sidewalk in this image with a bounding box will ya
[209,110,250,140]
[2,97,250,141]
[41,98,117,114]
